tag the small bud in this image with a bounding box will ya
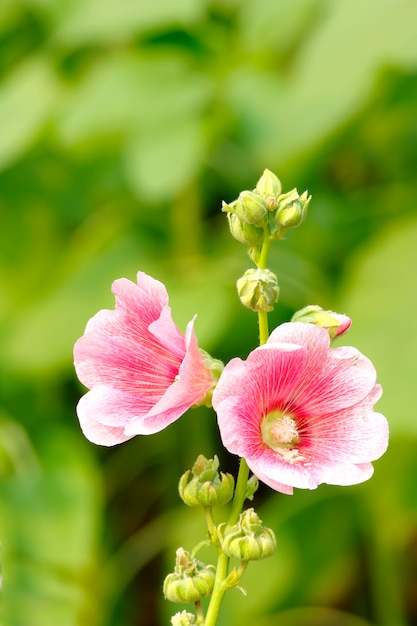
[291,305,352,339]
[245,474,259,501]
[178,455,235,508]
[194,350,224,408]
[237,268,279,313]
[274,188,311,230]
[163,548,216,603]
[171,611,195,626]
[219,508,276,561]
[227,213,264,247]
[235,191,268,226]
[255,169,282,210]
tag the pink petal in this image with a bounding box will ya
[214,345,307,455]
[126,319,216,435]
[300,410,389,465]
[74,331,180,395]
[76,390,135,445]
[214,343,307,417]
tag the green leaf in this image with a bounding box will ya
[227,0,417,164]
[337,216,417,434]
[0,427,103,626]
[56,52,212,146]
[53,0,206,45]
[0,57,57,170]
[124,118,205,201]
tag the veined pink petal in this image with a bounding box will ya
[125,319,216,435]
[74,272,216,445]
[213,321,388,494]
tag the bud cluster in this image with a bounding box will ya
[222,169,311,251]
[178,454,235,508]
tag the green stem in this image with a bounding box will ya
[203,552,229,626]
[227,457,250,526]
[204,226,273,625]
[258,230,271,270]
[204,459,250,626]
[258,310,269,346]
[204,507,218,544]
[195,600,205,625]
[257,230,272,345]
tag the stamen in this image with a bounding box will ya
[261,410,302,462]
[271,415,299,444]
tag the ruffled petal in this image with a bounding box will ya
[126,319,215,435]
[76,389,136,445]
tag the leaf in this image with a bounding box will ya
[0,57,57,170]
[56,52,212,146]
[53,0,206,45]
[337,216,417,434]
[123,117,205,201]
[0,427,103,626]
[227,0,417,164]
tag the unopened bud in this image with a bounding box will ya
[255,169,282,210]
[171,611,195,626]
[291,305,352,339]
[227,213,264,247]
[237,268,279,312]
[195,350,224,408]
[163,548,216,603]
[219,509,276,561]
[235,191,268,226]
[274,188,311,230]
[178,455,235,508]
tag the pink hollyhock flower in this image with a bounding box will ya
[74,272,219,446]
[212,322,388,495]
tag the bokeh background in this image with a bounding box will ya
[1,1,417,625]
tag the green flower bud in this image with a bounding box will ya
[235,190,268,226]
[218,509,276,561]
[227,213,264,247]
[163,548,216,603]
[245,474,259,501]
[178,455,235,508]
[194,350,224,408]
[171,611,195,626]
[236,268,279,313]
[255,169,282,210]
[274,188,311,230]
[291,305,352,339]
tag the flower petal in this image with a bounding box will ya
[76,388,136,445]
[126,319,215,435]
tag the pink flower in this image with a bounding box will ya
[74,272,218,446]
[212,322,388,495]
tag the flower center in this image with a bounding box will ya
[261,410,300,452]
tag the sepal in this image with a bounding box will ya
[178,455,235,508]
[218,508,276,561]
[163,548,216,603]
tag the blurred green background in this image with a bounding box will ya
[1,0,417,625]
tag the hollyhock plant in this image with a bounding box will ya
[74,169,389,626]
[212,322,388,495]
[74,271,220,446]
